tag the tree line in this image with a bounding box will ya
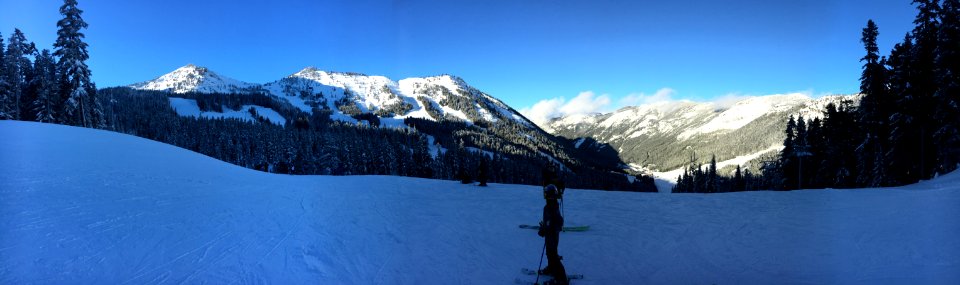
[774,0,959,190]
[97,88,655,191]
[0,0,101,128]
[675,0,958,193]
[671,155,773,193]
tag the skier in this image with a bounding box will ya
[538,184,568,285]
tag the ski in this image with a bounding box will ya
[520,268,584,279]
[515,277,580,285]
[514,278,551,285]
[514,278,541,285]
[518,224,590,232]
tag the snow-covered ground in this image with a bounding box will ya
[1,121,958,284]
[169,97,286,126]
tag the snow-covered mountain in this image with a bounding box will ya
[128,64,261,94]
[546,93,862,176]
[124,65,644,190]
[131,65,535,128]
[264,67,536,128]
[3,121,958,284]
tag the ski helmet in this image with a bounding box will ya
[544,184,560,199]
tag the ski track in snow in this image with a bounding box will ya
[1,121,959,284]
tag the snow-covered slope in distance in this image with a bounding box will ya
[548,93,861,176]
[131,65,535,128]
[128,64,260,94]
[2,121,957,284]
[168,97,286,126]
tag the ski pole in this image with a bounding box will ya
[560,194,565,232]
[535,242,546,284]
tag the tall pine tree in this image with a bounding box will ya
[733,165,745,192]
[3,30,35,121]
[708,155,718,193]
[910,0,941,179]
[781,115,797,190]
[856,20,891,187]
[818,103,841,186]
[887,34,922,184]
[795,115,809,189]
[934,0,960,173]
[0,33,10,120]
[806,117,824,189]
[477,157,489,187]
[54,0,100,127]
[32,50,59,123]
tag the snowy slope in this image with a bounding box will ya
[2,121,958,284]
[168,97,286,126]
[130,65,535,128]
[549,94,861,175]
[676,94,810,140]
[263,68,534,127]
[129,64,260,94]
[551,94,856,140]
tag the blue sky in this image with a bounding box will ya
[2,0,918,114]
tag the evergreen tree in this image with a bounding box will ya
[674,174,684,193]
[680,169,692,193]
[795,115,809,189]
[31,49,59,123]
[3,29,35,121]
[0,32,8,119]
[54,0,100,127]
[934,0,960,173]
[837,102,861,188]
[412,137,434,178]
[708,155,718,193]
[781,115,797,190]
[458,161,473,184]
[477,157,489,187]
[910,0,941,180]
[887,34,922,185]
[733,165,745,192]
[857,20,891,187]
[818,103,840,186]
[806,118,825,188]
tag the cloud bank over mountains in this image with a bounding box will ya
[519,88,824,128]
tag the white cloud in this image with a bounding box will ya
[619,88,677,107]
[520,87,829,129]
[560,91,612,115]
[519,98,566,129]
[713,93,755,110]
[520,91,613,128]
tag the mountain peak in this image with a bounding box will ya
[130,64,257,94]
[420,74,465,84]
[294,66,320,75]
[174,64,207,74]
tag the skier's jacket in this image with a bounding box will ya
[540,200,564,235]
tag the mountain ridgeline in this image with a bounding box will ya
[112,65,654,191]
[544,94,861,176]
